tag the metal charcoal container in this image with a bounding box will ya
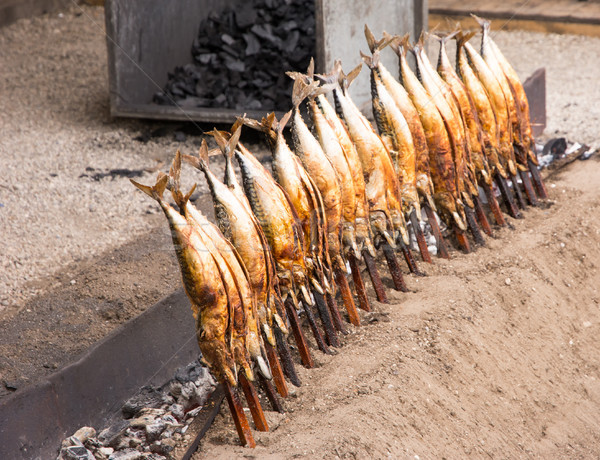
[105,0,427,123]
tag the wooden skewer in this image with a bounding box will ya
[464,205,486,246]
[398,240,423,276]
[257,372,284,413]
[528,158,548,199]
[300,291,331,354]
[473,196,493,237]
[239,373,269,432]
[510,172,528,209]
[334,265,361,326]
[264,341,288,398]
[495,175,522,219]
[382,243,409,292]
[223,381,256,448]
[314,291,340,347]
[454,227,471,253]
[362,249,388,303]
[326,292,348,334]
[348,252,371,311]
[274,325,301,387]
[284,296,314,368]
[423,204,450,259]
[519,169,538,206]
[481,181,506,227]
[409,209,432,263]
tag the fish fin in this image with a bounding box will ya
[364,24,377,53]
[211,128,228,155]
[238,114,263,132]
[183,183,197,203]
[455,30,477,49]
[360,50,379,69]
[169,150,182,191]
[182,153,201,170]
[198,139,210,169]
[471,13,491,32]
[346,62,362,87]
[306,57,315,79]
[130,173,168,202]
[278,110,292,134]
[290,75,319,107]
[228,121,242,155]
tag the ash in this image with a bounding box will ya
[57,357,216,460]
[154,0,316,112]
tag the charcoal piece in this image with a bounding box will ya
[283,30,300,54]
[122,386,164,419]
[214,94,227,105]
[235,3,257,29]
[221,33,235,46]
[243,33,261,55]
[543,138,567,159]
[224,59,245,73]
[247,99,263,110]
[251,24,283,47]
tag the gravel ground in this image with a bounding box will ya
[0,6,599,342]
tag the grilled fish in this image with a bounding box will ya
[327,61,408,246]
[411,35,477,207]
[314,92,376,257]
[455,31,507,179]
[473,16,538,165]
[390,36,466,230]
[462,38,518,176]
[362,49,421,221]
[131,174,236,386]
[436,32,492,186]
[288,76,347,268]
[367,27,435,212]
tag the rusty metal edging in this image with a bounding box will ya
[0,288,199,460]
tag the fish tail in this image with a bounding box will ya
[471,13,491,32]
[289,74,319,108]
[455,30,477,50]
[364,24,377,53]
[130,172,168,202]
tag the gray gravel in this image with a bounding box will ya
[0,5,599,313]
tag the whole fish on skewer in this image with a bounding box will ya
[233,135,332,354]
[389,35,467,236]
[323,61,415,285]
[131,174,237,386]
[461,36,524,218]
[217,123,315,369]
[286,74,362,325]
[313,83,387,304]
[434,31,501,231]
[241,109,346,339]
[472,15,547,201]
[167,152,269,382]
[184,138,303,390]
[361,41,433,263]
[367,27,436,214]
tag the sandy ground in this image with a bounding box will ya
[196,156,600,459]
[0,3,600,457]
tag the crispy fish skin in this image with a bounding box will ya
[309,96,359,257]
[436,33,492,186]
[474,16,528,169]
[166,155,259,382]
[316,93,376,256]
[131,175,236,387]
[463,40,517,176]
[412,39,477,207]
[289,79,345,262]
[234,145,307,295]
[455,32,507,179]
[392,38,466,230]
[372,46,435,211]
[479,19,538,165]
[331,65,402,247]
[186,143,278,354]
[364,53,420,220]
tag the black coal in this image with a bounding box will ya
[154,0,316,112]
